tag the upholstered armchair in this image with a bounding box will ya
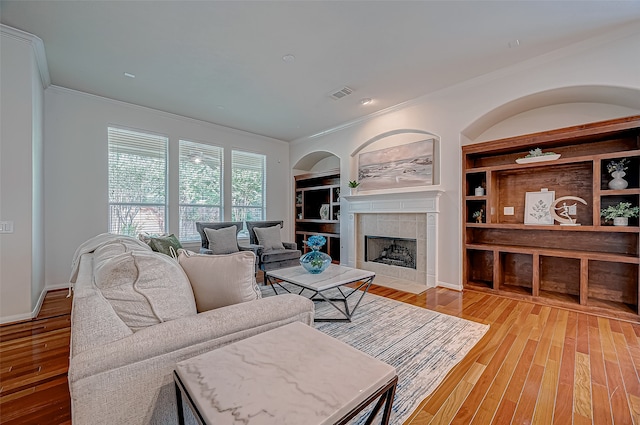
[246,221,301,282]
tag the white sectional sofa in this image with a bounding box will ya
[67,234,314,425]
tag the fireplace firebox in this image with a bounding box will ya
[364,236,417,269]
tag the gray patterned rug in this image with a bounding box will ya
[261,285,489,424]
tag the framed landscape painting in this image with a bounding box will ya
[357,139,434,191]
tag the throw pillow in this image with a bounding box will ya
[253,225,285,252]
[148,234,183,257]
[177,250,261,312]
[203,226,240,255]
[94,251,197,331]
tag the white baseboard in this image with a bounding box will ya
[0,288,46,325]
[46,282,73,291]
[437,280,462,291]
[0,310,34,325]
[0,284,71,325]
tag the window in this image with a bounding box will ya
[108,127,167,236]
[179,140,223,241]
[231,150,266,223]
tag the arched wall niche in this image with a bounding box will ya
[462,85,640,144]
[350,129,441,186]
[292,150,340,175]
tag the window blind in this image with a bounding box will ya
[179,140,223,240]
[108,127,167,236]
[231,150,266,222]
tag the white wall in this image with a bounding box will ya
[290,27,640,289]
[43,87,291,287]
[0,28,45,321]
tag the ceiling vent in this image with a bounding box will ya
[328,86,354,100]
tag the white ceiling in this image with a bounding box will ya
[2,1,640,142]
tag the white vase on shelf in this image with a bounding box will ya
[608,170,628,190]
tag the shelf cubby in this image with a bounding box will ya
[500,252,533,295]
[600,155,640,190]
[466,249,494,289]
[588,260,638,314]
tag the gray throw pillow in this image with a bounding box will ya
[204,226,240,255]
[253,225,285,252]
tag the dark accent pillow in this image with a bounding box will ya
[204,226,240,255]
[148,234,183,256]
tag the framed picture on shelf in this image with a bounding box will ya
[319,204,330,220]
[524,190,555,225]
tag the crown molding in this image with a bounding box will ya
[1,24,51,89]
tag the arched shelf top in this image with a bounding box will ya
[293,150,340,172]
[462,85,640,142]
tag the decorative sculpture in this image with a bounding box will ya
[550,196,587,226]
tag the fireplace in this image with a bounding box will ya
[365,236,416,269]
[343,189,443,288]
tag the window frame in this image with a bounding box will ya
[107,126,168,237]
[231,149,266,226]
[178,139,224,241]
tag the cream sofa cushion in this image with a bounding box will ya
[94,251,197,331]
[178,250,261,312]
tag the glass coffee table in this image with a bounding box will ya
[265,264,375,322]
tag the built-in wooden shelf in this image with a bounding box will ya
[294,169,341,262]
[463,115,640,318]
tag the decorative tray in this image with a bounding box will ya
[515,154,561,164]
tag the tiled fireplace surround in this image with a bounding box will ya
[343,189,443,289]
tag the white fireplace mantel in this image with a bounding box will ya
[342,187,444,288]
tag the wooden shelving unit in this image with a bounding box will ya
[462,115,640,320]
[294,169,341,263]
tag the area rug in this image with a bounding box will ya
[261,285,489,424]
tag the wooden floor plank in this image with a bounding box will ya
[510,308,559,424]
[553,311,577,424]
[3,285,640,424]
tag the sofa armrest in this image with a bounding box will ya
[283,241,297,250]
[69,294,314,381]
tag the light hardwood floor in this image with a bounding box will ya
[1,285,639,424]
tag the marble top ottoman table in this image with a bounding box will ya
[173,321,397,425]
[265,264,375,322]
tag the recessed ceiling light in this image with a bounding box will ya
[282,54,296,63]
[123,72,136,78]
[360,98,373,106]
